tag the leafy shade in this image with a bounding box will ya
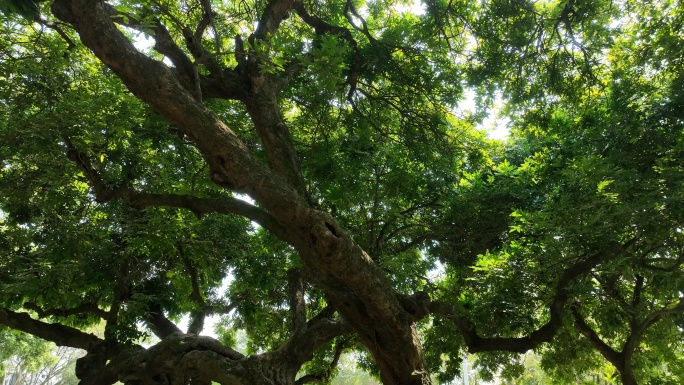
[0,1,683,385]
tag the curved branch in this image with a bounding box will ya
[283,317,352,369]
[145,303,183,339]
[0,308,102,350]
[428,239,636,353]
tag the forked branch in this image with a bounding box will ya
[64,142,290,240]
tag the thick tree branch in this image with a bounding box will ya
[242,90,310,199]
[52,0,307,230]
[0,308,102,350]
[288,268,307,335]
[194,0,215,44]
[145,303,183,339]
[187,312,206,335]
[78,333,244,385]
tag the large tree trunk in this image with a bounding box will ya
[619,366,637,385]
[50,1,432,384]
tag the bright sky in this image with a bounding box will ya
[457,89,511,141]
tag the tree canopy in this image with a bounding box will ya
[0,0,683,384]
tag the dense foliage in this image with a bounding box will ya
[0,0,682,384]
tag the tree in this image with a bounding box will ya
[1,329,56,385]
[0,0,682,384]
[1,329,83,385]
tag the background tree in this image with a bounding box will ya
[0,0,682,384]
[1,329,83,385]
[1,330,56,385]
